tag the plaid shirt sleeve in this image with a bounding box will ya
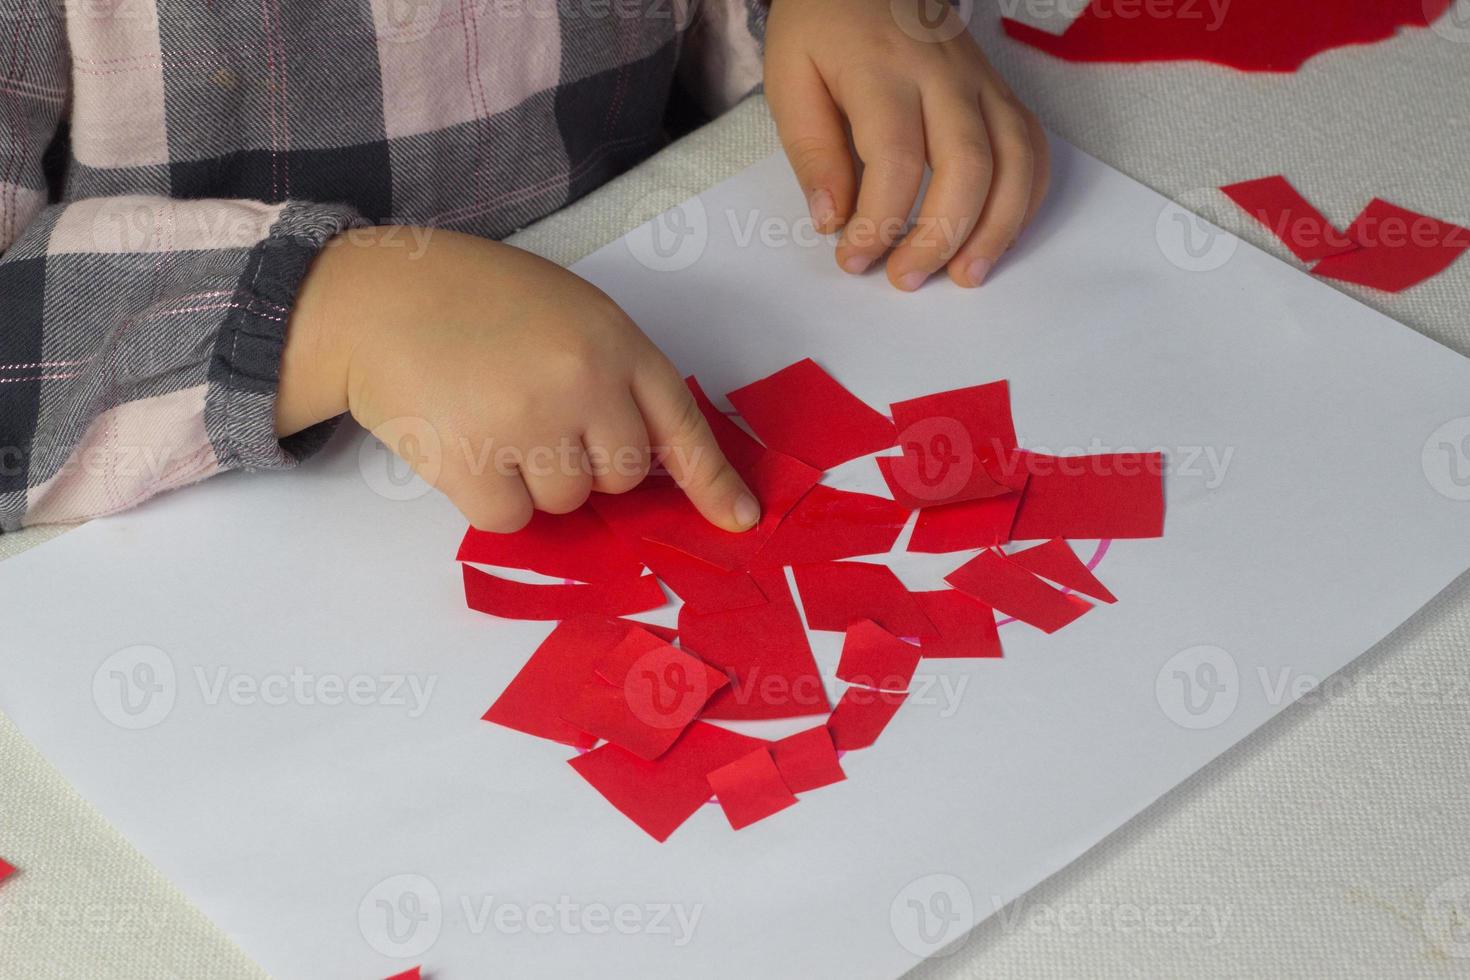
[0,0,770,532]
[0,5,363,530]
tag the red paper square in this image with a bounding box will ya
[678,568,830,720]
[456,508,642,584]
[836,619,921,691]
[791,561,936,637]
[1008,451,1165,541]
[1220,176,1357,263]
[770,726,846,793]
[914,590,1003,659]
[907,489,1023,553]
[707,748,800,830]
[726,358,897,470]
[1311,199,1470,293]
[568,722,767,842]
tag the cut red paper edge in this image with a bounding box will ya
[907,489,1024,553]
[914,590,1003,659]
[1310,198,1470,293]
[687,375,766,475]
[827,686,907,751]
[791,560,937,638]
[634,537,768,613]
[770,726,846,793]
[456,507,643,585]
[836,619,921,691]
[707,747,800,830]
[726,357,897,470]
[0,858,15,883]
[568,721,768,842]
[1007,538,1118,604]
[679,568,831,721]
[752,484,910,568]
[1008,451,1165,541]
[1002,0,1454,73]
[463,564,666,621]
[946,550,1092,634]
[383,969,421,980]
[1220,175,1358,263]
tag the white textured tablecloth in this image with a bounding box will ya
[4,9,1470,977]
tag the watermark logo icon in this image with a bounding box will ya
[371,0,443,43]
[93,645,176,730]
[1429,0,1470,44]
[1156,645,1238,729]
[358,873,443,959]
[625,193,709,273]
[891,0,974,42]
[885,417,974,503]
[622,646,713,729]
[358,417,440,502]
[1424,876,1470,959]
[1156,189,1239,273]
[1422,416,1470,501]
[890,873,974,958]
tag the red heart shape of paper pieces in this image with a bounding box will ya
[460,358,1164,840]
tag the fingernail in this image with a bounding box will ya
[966,257,994,287]
[809,188,835,229]
[734,492,761,529]
[841,254,873,275]
[897,270,927,292]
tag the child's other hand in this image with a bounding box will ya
[764,0,1050,291]
[277,229,759,534]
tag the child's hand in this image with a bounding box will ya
[764,0,1050,291]
[277,228,759,534]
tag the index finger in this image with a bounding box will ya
[632,355,760,533]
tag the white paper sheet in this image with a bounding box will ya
[3,141,1470,979]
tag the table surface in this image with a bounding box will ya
[4,9,1470,978]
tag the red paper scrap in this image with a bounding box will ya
[678,568,830,720]
[0,858,14,883]
[907,489,1024,553]
[1002,0,1453,72]
[726,358,897,470]
[1008,451,1165,541]
[945,550,1091,634]
[384,969,420,980]
[562,629,729,760]
[1008,538,1117,604]
[1311,199,1470,293]
[791,561,937,637]
[752,484,911,567]
[1220,176,1357,263]
[569,721,768,841]
[707,748,800,830]
[770,726,846,793]
[914,590,1003,659]
[591,449,820,572]
[881,381,1025,508]
[484,617,650,748]
[462,564,665,621]
[634,538,767,613]
[827,687,907,751]
[836,619,921,691]
[456,507,643,584]
[687,376,766,475]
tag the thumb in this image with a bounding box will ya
[633,357,760,533]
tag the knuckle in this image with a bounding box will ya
[943,140,994,183]
[467,497,533,534]
[785,134,846,182]
[867,141,927,182]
